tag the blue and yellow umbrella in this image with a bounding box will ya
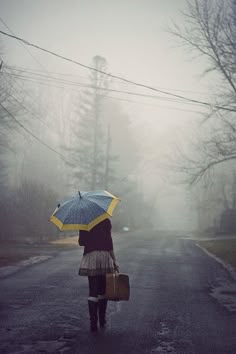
[50,190,120,231]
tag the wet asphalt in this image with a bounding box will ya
[0,230,236,354]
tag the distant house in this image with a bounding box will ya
[220,209,236,234]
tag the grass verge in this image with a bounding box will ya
[0,236,78,267]
[51,235,78,245]
[198,239,236,268]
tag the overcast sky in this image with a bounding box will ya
[1,0,210,139]
[0,0,212,229]
[0,1,210,89]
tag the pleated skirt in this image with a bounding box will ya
[79,250,114,276]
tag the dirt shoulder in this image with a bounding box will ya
[0,236,78,268]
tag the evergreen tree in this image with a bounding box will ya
[66,56,111,190]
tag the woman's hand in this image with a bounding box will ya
[114,262,119,272]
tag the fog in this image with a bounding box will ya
[1,0,232,238]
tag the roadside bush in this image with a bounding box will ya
[0,179,59,242]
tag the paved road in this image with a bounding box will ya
[0,230,236,353]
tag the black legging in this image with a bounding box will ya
[88,275,106,298]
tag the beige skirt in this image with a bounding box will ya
[79,250,114,276]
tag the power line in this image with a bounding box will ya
[0,57,66,137]
[0,29,235,113]
[1,70,208,107]
[2,70,205,114]
[106,94,204,114]
[0,19,63,138]
[9,64,211,95]
[0,85,62,136]
[0,102,65,159]
[0,17,47,71]
[1,69,204,114]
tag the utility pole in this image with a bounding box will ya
[91,71,99,190]
[104,124,111,190]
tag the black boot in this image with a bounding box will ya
[98,298,107,328]
[88,300,98,332]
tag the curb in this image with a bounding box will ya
[196,243,236,281]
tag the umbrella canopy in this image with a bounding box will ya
[50,190,119,231]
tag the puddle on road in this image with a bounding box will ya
[210,284,236,313]
[151,321,194,354]
[151,322,175,353]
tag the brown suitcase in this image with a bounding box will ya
[105,273,130,301]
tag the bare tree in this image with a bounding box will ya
[169,0,236,182]
[0,53,19,190]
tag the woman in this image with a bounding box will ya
[78,218,119,332]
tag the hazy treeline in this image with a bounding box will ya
[0,54,153,242]
[2,0,235,241]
